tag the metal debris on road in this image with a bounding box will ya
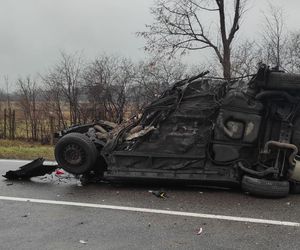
[197,227,203,235]
[149,190,167,198]
[3,158,57,180]
[55,169,65,175]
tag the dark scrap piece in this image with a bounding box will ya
[3,158,57,180]
[149,190,167,198]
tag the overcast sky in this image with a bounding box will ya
[0,0,300,89]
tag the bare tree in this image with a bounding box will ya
[43,51,84,125]
[83,55,135,123]
[0,76,15,139]
[0,89,7,112]
[0,88,5,137]
[0,89,6,103]
[41,82,67,129]
[138,0,247,78]
[283,32,300,73]
[36,85,68,142]
[261,4,287,70]
[112,58,135,123]
[132,57,186,111]
[84,55,115,121]
[4,76,11,110]
[231,40,261,78]
[17,77,39,140]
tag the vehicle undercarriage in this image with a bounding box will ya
[12,64,300,198]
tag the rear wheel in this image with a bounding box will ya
[55,133,98,174]
[241,175,290,198]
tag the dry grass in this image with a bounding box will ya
[0,139,55,161]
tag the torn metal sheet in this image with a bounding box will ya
[3,158,57,180]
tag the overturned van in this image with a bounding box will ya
[54,65,300,197]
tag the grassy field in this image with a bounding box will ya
[0,139,55,161]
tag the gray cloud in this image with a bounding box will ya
[0,0,299,89]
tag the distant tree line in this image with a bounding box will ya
[0,54,188,143]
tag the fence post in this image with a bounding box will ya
[12,110,15,140]
[50,113,54,145]
[8,108,12,139]
[4,108,7,139]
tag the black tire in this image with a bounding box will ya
[55,132,98,174]
[241,175,290,198]
[290,181,300,194]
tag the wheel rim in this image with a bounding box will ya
[62,143,86,166]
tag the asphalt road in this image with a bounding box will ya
[0,160,300,250]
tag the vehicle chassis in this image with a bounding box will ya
[54,65,300,197]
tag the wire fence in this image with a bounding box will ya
[0,107,56,144]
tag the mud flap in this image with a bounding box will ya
[2,158,57,180]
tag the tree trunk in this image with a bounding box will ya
[222,45,231,79]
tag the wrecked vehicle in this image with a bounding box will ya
[52,64,300,198]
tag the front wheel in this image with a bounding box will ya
[55,132,98,175]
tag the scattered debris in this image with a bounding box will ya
[77,182,83,187]
[36,171,76,184]
[197,227,203,235]
[3,158,57,180]
[79,240,87,244]
[79,172,103,185]
[55,169,65,175]
[125,126,156,141]
[94,124,107,134]
[99,120,117,129]
[149,190,167,198]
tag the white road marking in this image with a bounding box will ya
[0,159,57,165]
[0,195,299,227]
